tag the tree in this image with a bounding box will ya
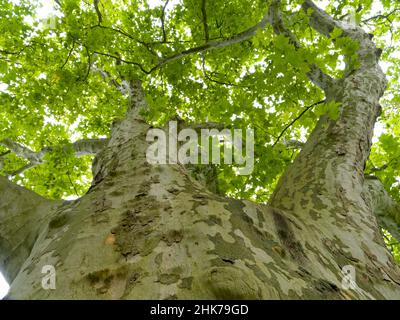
[1,0,400,299]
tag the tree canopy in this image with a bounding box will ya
[0,0,399,255]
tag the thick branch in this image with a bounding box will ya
[0,177,61,283]
[0,139,44,164]
[364,177,400,244]
[281,139,305,149]
[302,0,339,38]
[68,139,108,156]
[302,0,383,69]
[267,0,333,90]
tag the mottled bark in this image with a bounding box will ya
[2,1,400,300]
[2,77,399,300]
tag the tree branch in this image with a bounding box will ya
[0,139,44,164]
[91,63,131,95]
[148,6,271,73]
[267,0,333,91]
[92,50,152,74]
[0,176,61,283]
[273,100,325,146]
[0,138,108,177]
[201,0,210,42]
[160,0,170,42]
[301,0,339,38]
[364,177,400,244]
[280,139,305,149]
[93,0,103,25]
[368,155,400,174]
[302,0,385,82]
[61,42,75,69]
[91,5,272,74]
[201,55,251,88]
[362,8,400,24]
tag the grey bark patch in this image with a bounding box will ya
[162,230,183,246]
[204,215,223,226]
[178,277,193,289]
[199,266,263,299]
[159,273,180,285]
[154,253,163,265]
[222,199,278,261]
[208,233,254,263]
[49,213,68,229]
[113,200,161,258]
[272,209,307,263]
[256,208,265,225]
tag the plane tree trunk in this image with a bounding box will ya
[2,0,400,299]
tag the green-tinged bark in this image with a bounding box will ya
[2,79,400,300]
[2,0,400,300]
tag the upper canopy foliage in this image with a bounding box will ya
[0,0,399,209]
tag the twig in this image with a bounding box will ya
[362,8,400,24]
[273,100,325,146]
[94,0,103,25]
[61,42,75,69]
[161,0,170,42]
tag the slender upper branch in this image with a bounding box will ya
[273,99,325,146]
[160,0,170,42]
[92,5,271,75]
[267,0,334,91]
[201,0,210,41]
[0,138,108,177]
[93,0,103,25]
[362,8,400,24]
[149,6,271,73]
